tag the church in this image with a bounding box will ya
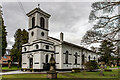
[22,6,98,71]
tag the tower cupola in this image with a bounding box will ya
[27,5,51,43]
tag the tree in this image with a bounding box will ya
[0,6,7,57]
[81,2,120,45]
[22,29,28,44]
[98,40,115,64]
[10,29,28,67]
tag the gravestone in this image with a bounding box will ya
[99,62,105,76]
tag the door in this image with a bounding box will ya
[43,55,50,70]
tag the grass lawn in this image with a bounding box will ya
[2,69,119,80]
[2,66,21,71]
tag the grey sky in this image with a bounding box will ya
[2,2,94,49]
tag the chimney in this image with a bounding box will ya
[60,32,64,42]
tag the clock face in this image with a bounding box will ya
[41,32,44,36]
[31,31,34,36]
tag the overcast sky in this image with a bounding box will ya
[2,2,95,49]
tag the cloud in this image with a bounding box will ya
[7,37,14,49]
[2,2,93,49]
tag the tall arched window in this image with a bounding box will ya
[32,17,35,28]
[65,51,68,64]
[82,54,85,65]
[45,55,48,63]
[40,17,45,28]
[88,55,90,61]
[74,53,77,64]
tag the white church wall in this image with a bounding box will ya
[41,52,44,69]
[33,52,41,69]
[22,54,30,69]
[62,44,82,69]
[55,45,60,69]
[45,17,49,30]
[35,13,39,27]
[37,29,48,40]
[28,28,38,43]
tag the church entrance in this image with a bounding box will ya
[43,55,50,70]
[29,58,33,68]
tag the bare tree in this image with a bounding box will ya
[81,2,120,45]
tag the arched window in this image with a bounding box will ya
[65,51,68,64]
[32,17,35,28]
[88,55,90,61]
[40,17,45,28]
[45,55,48,63]
[74,52,77,64]
[35,44,39,49]
[31,31,34,36]
[94,57,96,60]
[82,54,85,65]
[24,47,27,51]
[46,45,49,49]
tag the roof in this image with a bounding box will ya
[48,37,96,53]
[26,8,51,18]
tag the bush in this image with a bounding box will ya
[85,60,99,71]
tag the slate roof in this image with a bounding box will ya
[26,8,51,18]
[48,36,96,53]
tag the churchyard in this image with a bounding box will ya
[1,69,119,79]
[1,66,120,79]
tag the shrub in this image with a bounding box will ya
[85,60,99,71]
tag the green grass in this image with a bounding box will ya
[2,74,47,78]
[2,66,21,70]
[68,69,119,78]
[2,69,119,79]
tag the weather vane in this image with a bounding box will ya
[38,4,40,8]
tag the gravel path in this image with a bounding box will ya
[0,70,72,75]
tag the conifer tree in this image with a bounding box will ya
[98,40,115,64]
[0,6,7,57]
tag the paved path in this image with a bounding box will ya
[0,70,72,75]
[0,70,46,75]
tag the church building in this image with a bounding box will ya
[22,6,98,71]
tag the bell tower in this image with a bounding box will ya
[27,5,51,43]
